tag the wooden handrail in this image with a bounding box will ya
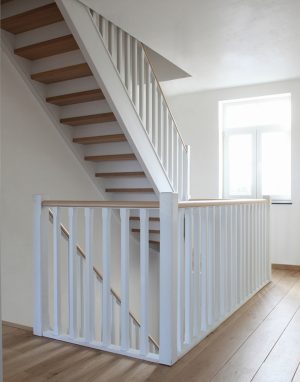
[43,200,159,208]
[179,198,269,208]
[48,210,159,350]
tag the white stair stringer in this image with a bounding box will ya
[56,0,174,196]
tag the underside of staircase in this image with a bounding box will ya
[0,0,161,246]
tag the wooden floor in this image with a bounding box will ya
[3,269,300,382]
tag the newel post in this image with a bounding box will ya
[159,193,178,365]
[33,194,48,336]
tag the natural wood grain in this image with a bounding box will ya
[73,134,126,144]
[130,216,160,222]
[149,240,160,245]
[252,306,300,381]
[2,321,32,332]
[3,270,300,382]
[0,3,63,34]
[14,35,78,60]
[179,199,268,208]
[42,200,159,208]
[272,263,300,271]
[95,172,145,178]
[105,188,154,193]
[60,112,116,126]
[31,63,92,84]
[46,89,104,106]
[132,228,160,234]
[85,153,136,162]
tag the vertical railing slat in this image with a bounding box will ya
[184,208,193,343]
[52,207,61,336]
[102,208,111,346]
[84,208,94,342]
[120,208,130,351]
[68,207,77,338]
[140,209,149,355]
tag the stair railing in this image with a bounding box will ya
[88,8,190,200]
[48,209,159,354]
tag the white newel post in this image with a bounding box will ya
[159,193,178,365]
[33,194,48,336]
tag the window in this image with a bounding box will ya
[220,94,291,201]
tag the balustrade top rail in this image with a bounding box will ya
[42,199,269,208]
[42,200,160,208]
[179,198,269,208]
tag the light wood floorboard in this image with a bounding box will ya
[3,270,300,382]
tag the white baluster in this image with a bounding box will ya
[52,207,61,336]
[84,208,94,343]
[152,76,158,149]
[163,104,169,172]
[125,33,132,95]
[68,207,77,338]
[140,209,149,356]
[145,62,151,136]
[184,208,193,344]
[117,28,124,79]
[219,206,225,316]
[33,195,49,336]
[177,207,185,353]
[200,207,208,332]
[168,118,174,184]
[173,125,178,193]
[102,208,111,346]
[120,208,130,351]
[193,208,201,338]
[138,44,145,122]
[131,37,138,106]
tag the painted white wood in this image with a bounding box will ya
[68,207,77,338]
[159,193,178,365]
[120,208,130,351]
[52,207,61,336]
[184,207,192,344]
[177,207,185,353]
[84,208,94,342]
[193,208,201,338]
[140,208,149,355]
[102,208,111,346]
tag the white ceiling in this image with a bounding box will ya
[81,0,300,95]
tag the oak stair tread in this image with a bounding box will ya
[85,154,136,162]
[61,112,116,126]
[95,172,145,178]
[0,3,63,34]
[132,229,160,234]
[130,216,160,221]
[105,188,154,193]
[31,63,92,84]
[149,240,160,245]
[73,134,126,145]
[46,89,105,106]
[14,35,78,60]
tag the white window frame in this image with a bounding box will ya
[220,94,291,201]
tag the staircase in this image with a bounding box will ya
[1,0,178,246]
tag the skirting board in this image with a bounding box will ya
[272,263,300,271]
[2,320,33,332]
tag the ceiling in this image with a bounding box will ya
[81,0,300,96]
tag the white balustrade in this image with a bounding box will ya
[88,9,190,200]
[33,196,270,365]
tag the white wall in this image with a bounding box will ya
[167,79,300,266]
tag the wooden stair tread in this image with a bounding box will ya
[130,216,160,221]
[85,154,136,162]
[0,3,63,34]
[105,188,154,193]
[132,229,160,234]
[14,35,78,60]
[61,112,116,126]
[95,172,145,178]
[73,134,126,145]
[46,89,104,106]
[149,240,160,245]
[31,63,92,84]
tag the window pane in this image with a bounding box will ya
[228,134,253,196]
[223,95,291,129]
[261,132,291,198]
